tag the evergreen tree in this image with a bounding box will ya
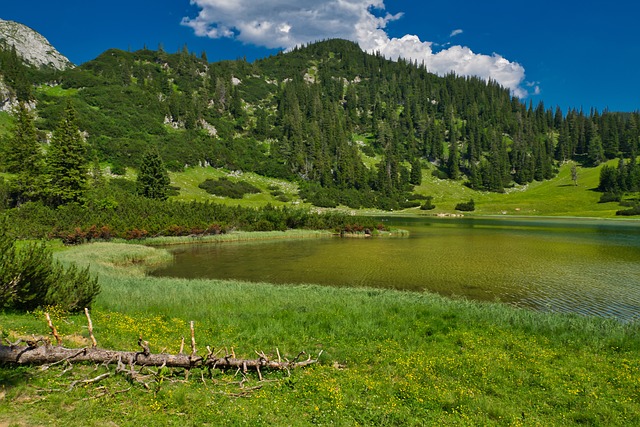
[598,164,619,193]
[90,156,105,189]
[587,133,605,166]
[254,107,269,139]
[447,140,461,180]
[0,45,32,101]
[410,157,422,185]
[627,153,639,192]
[46,101,88,206]
[137,148,171,200]
[2,103,43,204]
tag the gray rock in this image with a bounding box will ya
[0,18,73,70]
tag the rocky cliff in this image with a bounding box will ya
[0,19,73,70]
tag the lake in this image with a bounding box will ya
[150,216,640,321]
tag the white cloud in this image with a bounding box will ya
[449,29,463,37]
[183,0,531,97]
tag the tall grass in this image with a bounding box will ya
[131,229,333,246]
[2,241,639,426]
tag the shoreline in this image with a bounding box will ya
[2,238,637,425]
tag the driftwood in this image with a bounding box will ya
[0,310,320,377]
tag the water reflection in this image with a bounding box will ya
[151,217,640,321]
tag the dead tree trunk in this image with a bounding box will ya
[0,311,319,376]
[0,342,317,371]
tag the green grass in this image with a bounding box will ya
[2,241,639,426]
[169,166,308,208]
[117,229,334,247]
[164,161,638,219]
[407,161,628,218]
[35,85,79,97]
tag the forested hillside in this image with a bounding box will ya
[1,38,639,210]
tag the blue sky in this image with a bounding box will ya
[2,1,639,113]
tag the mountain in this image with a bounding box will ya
[1,36,638,210]
[0,19,72,70]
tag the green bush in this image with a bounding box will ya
[431,169,449,180]
[399,200,421,209]
[455,198,475,212]
[616,204,640,216]
[420,196,436,210]
[598,192,621,203]
[110,161,126,176]
[198,177,261,199]
[0,219,100,312]
[361,144,376,157]
[0,177,10,209]
[407,193,428,201]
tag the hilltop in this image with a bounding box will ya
[0,26,638,215]
[0,19,72,70]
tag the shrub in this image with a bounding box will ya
[165,160,184,172]
[0,219,99,312]
[198,177,261,199]
[60,228,87,245]
[124,228,149,240]
[165,224,189,236]
[420,196,436,211]
[455,198,475,212]
[432,169,449,180]
[99,225,113,240]
[616,204,640,216]
[399,200,421,209]
[361,144,376,157]
[619,199,638,207]
[205,224,225,235]
[110,161,127,175]
[598,192,621,203]
[311,195,338,208]
[0,177,10,209]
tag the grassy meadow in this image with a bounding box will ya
[1,241,639,426]
[163,160,633,219]
[169,167,307,209]
[408,160,625,218]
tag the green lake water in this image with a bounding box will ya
[150,217,640,321]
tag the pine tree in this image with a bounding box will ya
[2,103,43,203]
[447,140,461,180]
[137,149,171,200]
[90,156,104,189]
[410,157,422,185]
[46,101,88,206]
[587,133,605,166]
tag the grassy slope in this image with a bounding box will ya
[1,242,639,426]
[166,161,631,219]
[406,161,624,218]
[169,166,309,208]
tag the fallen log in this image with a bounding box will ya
[0,310,320,374]
[0,341,318,372]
